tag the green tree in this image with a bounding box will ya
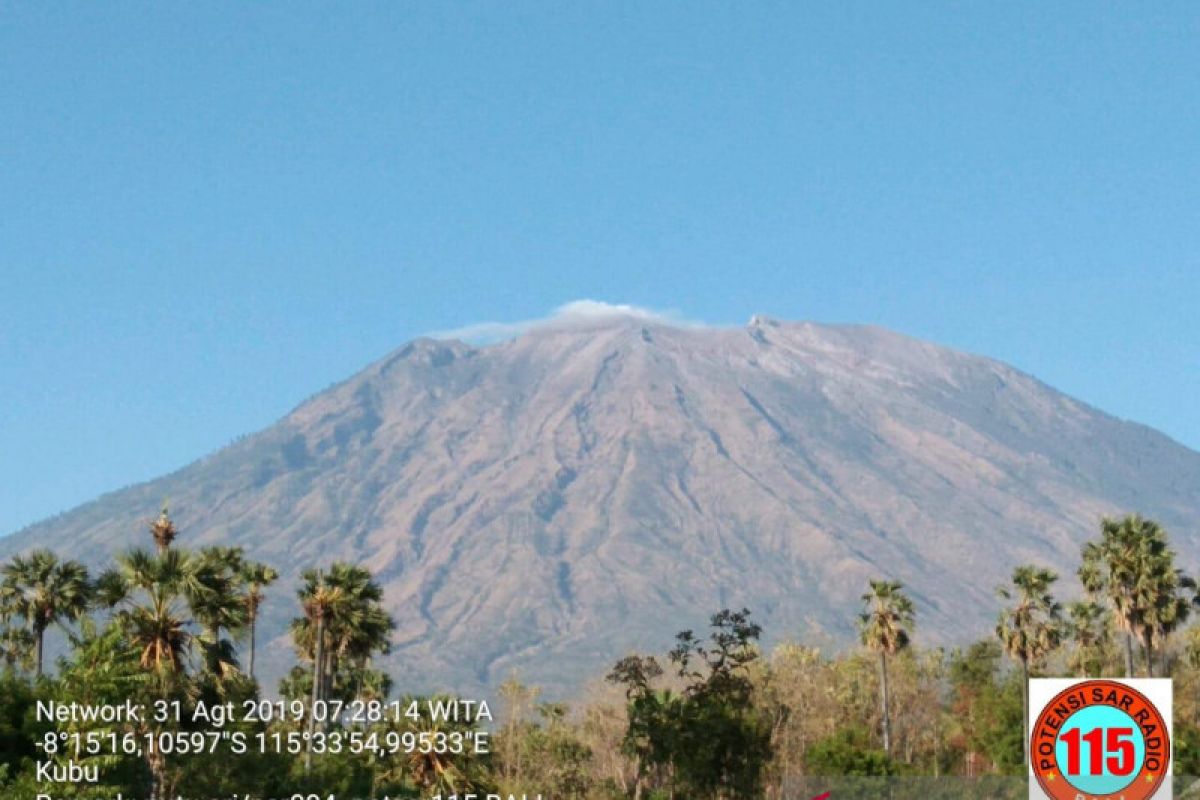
[996,564,1061,766]
[607,609,773,799]
[949,641,1023,775]
[527,702,593,799]
[667,608,774,799]
[292,564,394,705]
[859,579,914,758]
[1175,722,1200,778]
[0,549,92,676]
[0,670,41,789]
[1080,514,1193,677]
[295,568,341,773]
[0,627,34,673]
[191,546,251,680]
[804,726,893,776]
[44,620,150,799]
[291,564,394,772]
[1133,547,1194,677]
[95,545,229,798]
[97,549,198,676]
[1064,600,1110,678]
[606,654,669,800]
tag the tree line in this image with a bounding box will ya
[1,509,1199,799]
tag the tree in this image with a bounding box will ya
[607,609,772,799]
[97,549,198,677]
[320,563,394,698]
[291,564,394,772]
[95,547,217,800]
[949,640,1024,775]
[667,608,773,799]
[758,644,833,786]
[606,654,667,800]
[859,579,914,758]
[1081,514,1194,678]
[191,547,250,680]
[526,702,593,799]
[94,508,245,683]
[47,619,151,798]
[0,549,92,676]
[1133,548,1194,677]
[497,676,541,786]
[296,569,339,773]
[996,564,1061,767]
[0,627,33,673]
[0,669,41,789]
[292,564,394,705]
[241,561,278,680]
[1064,601,1110,678]
[804,726,893,776]
[375,695,494,795]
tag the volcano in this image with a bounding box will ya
[5,315,1199,695]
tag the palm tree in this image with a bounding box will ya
[296,569,342,773]
[0,549,92,676]
[0,625,34,672]
[98,549,197,676]
[996,564,1062,767]
[292,564,395,705]
[322,563,394,696]
[1134,554,1194,677]
[96,537,259,800]
[859,578,914,758]
[95,549,202,800]
[241,561,278,681]
[293,563,395,772]
[191,547,250,679]
[1065,600,1110,678]
[1080,514,1191,677]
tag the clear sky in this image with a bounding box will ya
[2,3,1197,537]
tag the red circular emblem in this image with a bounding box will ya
[1031,679,1169,800]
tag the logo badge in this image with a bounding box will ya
[1030,679,1171,799]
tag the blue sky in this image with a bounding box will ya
[2,3,1197,536]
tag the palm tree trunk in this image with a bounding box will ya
[305,610,325,774]
[147,740,169,800]
[322,651,336,721]
[34,625,45,678]
[210,624,221,675]
[879,651,891,758]
[1124,632,1135,678]
[1021,658,1030,767]
[248,613,257,680]
[1142,632,1154,678]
